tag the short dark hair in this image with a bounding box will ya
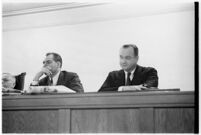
[122,44,138,57]
[46,52,62,67]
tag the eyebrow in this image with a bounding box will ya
[43,60,52,63]
[2,78,10,81]
[120,55,132,57]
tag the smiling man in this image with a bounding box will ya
[31,52,84,93]
[98,44,158,92]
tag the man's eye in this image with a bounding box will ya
[47,61,52,64]
[125,57,131,60]
[2,79,8,82]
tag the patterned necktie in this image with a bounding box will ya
[125,72,132,86]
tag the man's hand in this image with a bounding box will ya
[118,85,148,91]
[33,67,52,81]
[40,67,52,76]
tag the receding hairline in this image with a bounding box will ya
[121,44,139,57]
[45,52,63,67]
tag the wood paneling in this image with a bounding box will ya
[2,91,195,133]
[58,109,70,133]
[155,108,194,133]
[3,91,194,110]
[139,108,154,133]
[71,109,140,133]
[3,110,58,133]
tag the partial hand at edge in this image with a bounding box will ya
[118,85,148,91]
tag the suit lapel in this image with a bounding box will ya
[119,70,126,86]
[56,71,64,85]
[131,65,141,85]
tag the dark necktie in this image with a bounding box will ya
[125,72,132,86]
[47,77,53,86]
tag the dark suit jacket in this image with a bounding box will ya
[38,71,84,93]
[14,72,26,90]
[98,65,158,92]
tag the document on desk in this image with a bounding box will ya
[24,85,75,94]
[2,88,22,96]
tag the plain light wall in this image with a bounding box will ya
[2,9,194,92]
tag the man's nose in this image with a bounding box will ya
[121,59,126,63]
[43,63,47,67]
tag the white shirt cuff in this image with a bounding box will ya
[118,86,123,91]
[31,80,39,86]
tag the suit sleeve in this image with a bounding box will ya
[30,77,47,86]
[98,72,118,92]
[143,68,158,88]
[67,73,84,93]
[38,77,48,86]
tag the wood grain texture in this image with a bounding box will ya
[3,110,59,133]
[155,108,194,133]
[58,109,70,133]
[139,108,154,133]
[2,91,195,133]
[3,91,194,110]
[71,109,141,133]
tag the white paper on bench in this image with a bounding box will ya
[25,85,75,93]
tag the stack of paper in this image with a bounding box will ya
[2,88,22,96]
[24,85,75,94]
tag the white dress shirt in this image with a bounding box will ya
[118,68,136,91]
[51,70,61,86]
[124,67,136,85]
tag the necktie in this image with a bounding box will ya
[48,77,53,86]
[125,72,132,86]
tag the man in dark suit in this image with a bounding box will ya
[31,52,84,93]
[99,44,158,92]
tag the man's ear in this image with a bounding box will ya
[136,56,139,61]
[57,61,61,68]
[12,78,16,88]
[12,82,16,89]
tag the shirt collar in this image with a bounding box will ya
[52,69,61,79]
[124,67,136,75]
